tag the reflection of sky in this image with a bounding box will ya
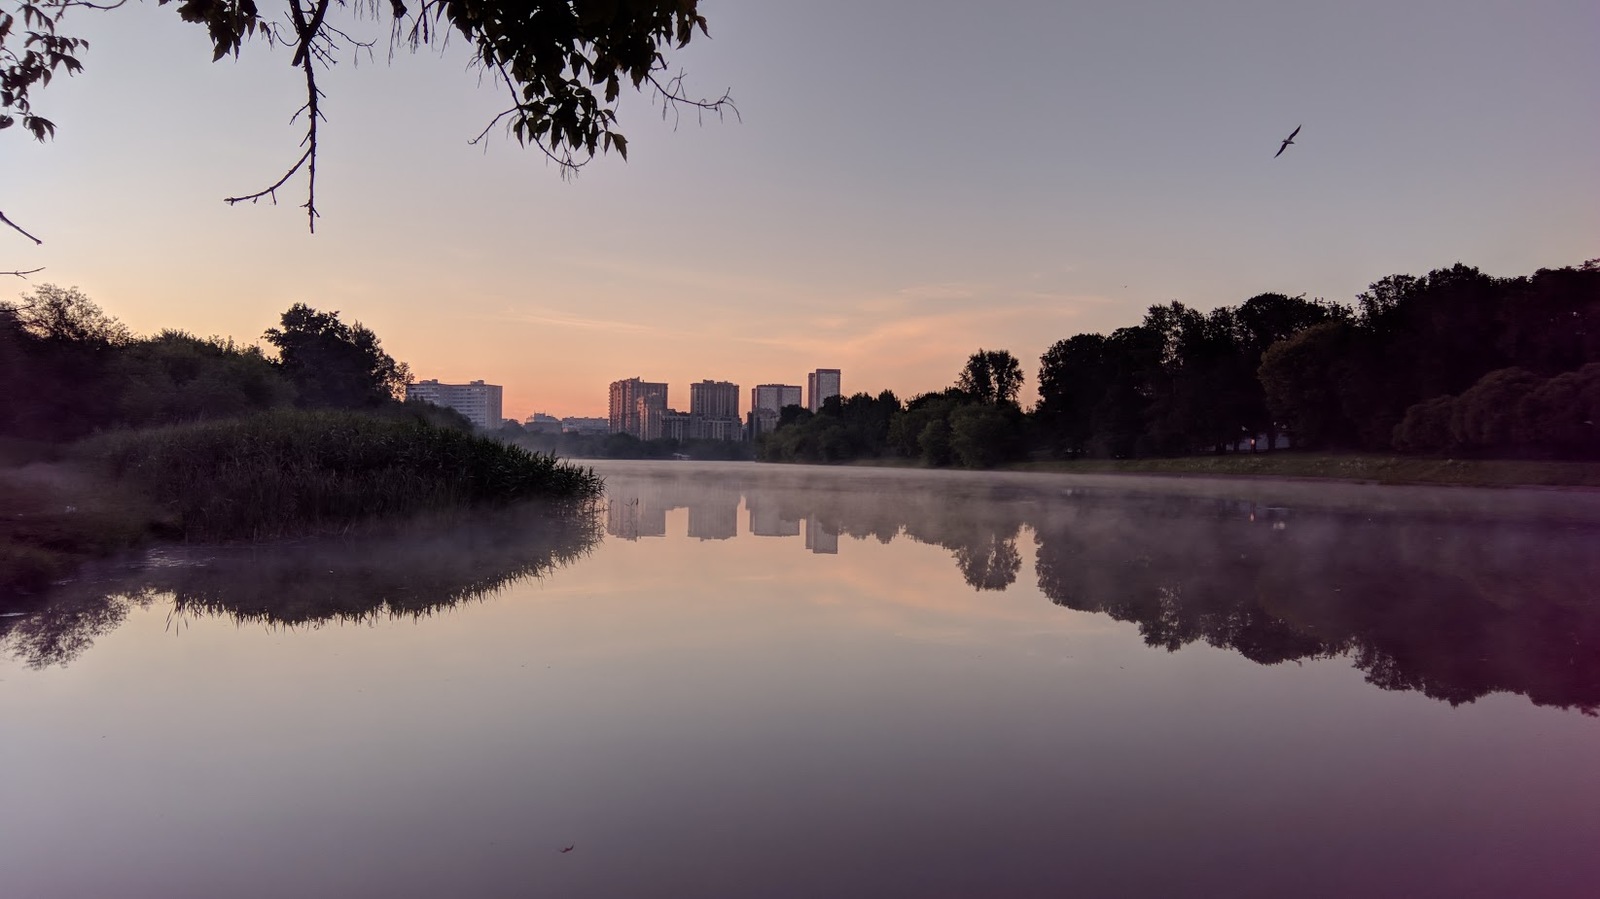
[5,463,1600,896]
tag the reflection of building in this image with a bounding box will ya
[406,379,503,429]
[804,515,839,554]
[605,494,668,540]
[609,377,668,438]
[807,369,841,412]
[748,500,801,537]
[688,498,739,540]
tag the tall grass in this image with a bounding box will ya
[76,409,603,540]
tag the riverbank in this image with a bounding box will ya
[1,410,603,598]
[1005,453,1600,488]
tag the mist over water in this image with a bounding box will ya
[4,462,1599,897]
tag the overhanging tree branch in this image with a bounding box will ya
[0,209,42,244]
[5,1,736,232]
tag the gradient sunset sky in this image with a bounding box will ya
[5,0,1597,418]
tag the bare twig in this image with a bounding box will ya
[647,71,739,121]
[3,267,45,279]
[222,0,324,231]
[0,210,43,245]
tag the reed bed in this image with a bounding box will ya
[77,410,604,541]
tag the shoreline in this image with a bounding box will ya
[829,453,1600,491]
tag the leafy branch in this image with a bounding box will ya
[2,1,736,233]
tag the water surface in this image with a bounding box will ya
[4,462,1599,898]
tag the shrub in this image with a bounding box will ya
[1517,363,1600,458]
[1451,367,1543,450]
[1393,395,1457,454]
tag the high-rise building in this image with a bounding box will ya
[690,380,741,420]
[636,393,669,440]
[609,377,668,438]
[807,369,842,413]
[688,379,743,442]
[751,384,802,415]
[748,383,804,439]
[659,409,693,442]
[405,379,503,429]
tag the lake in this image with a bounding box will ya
[4,461,1600,898]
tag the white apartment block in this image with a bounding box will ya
[406,379,503,430]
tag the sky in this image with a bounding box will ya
[4,0,1597,419]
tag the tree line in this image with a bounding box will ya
[0,285,461,446]
[758,259,1600,466]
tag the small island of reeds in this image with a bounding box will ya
[1,289,600,596]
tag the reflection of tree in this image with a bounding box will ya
[617,464,1600,713]
[954,535,1021,592]
[0,589,148,670]
[1031,495,1600,714]
[1,503,600,668]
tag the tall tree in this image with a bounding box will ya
[263,304,410,409]
[957,349,1024,406]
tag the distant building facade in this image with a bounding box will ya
[807,369,842,413]
[690,380,741,420]
[689,379,742,441]
[658,409,694,442]
[523,413,563,434]
[406,379,503,429]
[752,384,802,414]
[562,417,610,435]
[637,393,670,440]
[749,383,803,439]
[609,377,668,438]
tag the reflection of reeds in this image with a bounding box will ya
[159,502,603,626]
[0,502,603,666]
[77,410,604,541]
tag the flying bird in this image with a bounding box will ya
[560,845,575,854]
[1274,125,1301,158]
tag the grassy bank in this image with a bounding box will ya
[3,410,603,596]
[1005,453,1600,488]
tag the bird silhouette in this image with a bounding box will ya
[1275,125,1301,158]
[560,845,575,853]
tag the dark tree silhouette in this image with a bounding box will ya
[957,349,1025,405]
[264,303,410,408]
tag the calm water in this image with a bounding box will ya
[4,461,1600,898]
